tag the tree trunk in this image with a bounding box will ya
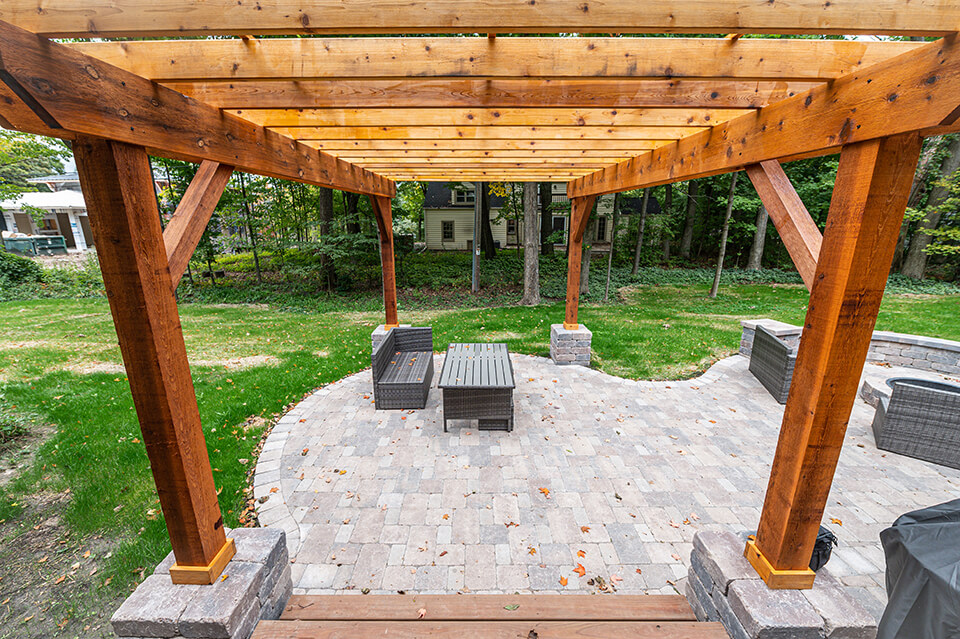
[539,182,553,255]
[604,192,622,303]
[579,212,596,296]
[344,192,361,234]
[746,205,769,270]
[680,180,699,260]
[480,183,496,259]
[520,183,540,305]
[317,186,336,291]
[238,172,262,284]
[902,135,960,278]
[893,137,945,270]
[631,188,651,275]
[710,172,739,298]
[662,184,673,263]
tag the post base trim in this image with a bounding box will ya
[743,538,815,590]
[384,323,399,330]
[562,322,579,330]
[169,537,236,585]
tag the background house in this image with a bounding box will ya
[422,182,658,252]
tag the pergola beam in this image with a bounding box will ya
[6,1,958,37]
[274,126,702,142]
[166,79,820,110]
[568,37,960,198]
[164,161,234,288]
[71,37,923,82]
[0,20,394,197]
[746,161,822,291]
[748,132,922,587]
[235,108,753,128]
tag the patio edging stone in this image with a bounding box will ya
[684,531,877,639]
[111,527,291,639]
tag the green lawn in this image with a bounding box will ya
[0,283,956,635]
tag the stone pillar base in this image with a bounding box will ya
[372,324,410,351]
[739,319,803,358]
[112,528,291,639]
[685,531,876,639]
[550,324,592,366]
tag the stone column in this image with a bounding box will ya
[550,324,592,366]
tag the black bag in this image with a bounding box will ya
[809,525,838,571]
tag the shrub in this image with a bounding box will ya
[0,250,42,285]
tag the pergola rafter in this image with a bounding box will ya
[1,0,958,597]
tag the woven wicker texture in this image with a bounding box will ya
[872,377,960,470]
[748,324,797,404]
[439,343,516,431]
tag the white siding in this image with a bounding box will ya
[425,209,510,251]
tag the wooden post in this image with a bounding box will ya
[747,133,922,589]
[370,195,399,328]
[74,136,234,585]
[563,195,597,329]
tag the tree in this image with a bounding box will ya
[237,172,263,283]
[661,184,673,263]
[579,203,596,296]
[479,183,496,259]
[520,183,540,305]
[0,130,69,201]
[604,192,622,302]
[539,182,554,255]
[710,172,739,298]
[316,186,336,290]
[746,205,768,270]
[680,180,699,260]
[631,188,651,275]
[902,135,960,278]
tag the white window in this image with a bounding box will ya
[453,188,476,205]
[442,220,455,241]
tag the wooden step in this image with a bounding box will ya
[251,595,730,638]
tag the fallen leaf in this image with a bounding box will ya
[611,574,623,584]
[24,615,34,622]
[504,604,520,611]
[37,556,48,564]
[830,517,843,526]
[269,487,279,494]
[580,526,590,533]
[442,514,449,520]
[417,608,427,619]
[0,598,9,605]
[301,448,309,456]
[559,576,568,586]
[54,575,66,584]
[538,487,550,498]
[577,550,586,558]
[439,551,448,557]
[635,568,642,574]
[83,550,91,559]
[671,553,681,561]
[528,547,537,555]
[573,563,586,577]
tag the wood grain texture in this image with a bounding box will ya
[564,196,598,329]
[746,160,822,291]
[568,37,960,197]
[163,161,233,288]
[253,621,728,639]
[236,108,753,128]
[7,0,958,37]
[72,37,922,82]
[74,137,228,568]
[282,594,696,621]
[276,127,697,142]
[370,195,398,328]
[0,20,393,197]
[754,133,922,572]
[165,78,821,109]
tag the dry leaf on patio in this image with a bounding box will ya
[528,547,537,555]
[269,487,279,494]
[439,551,448,557]
[671,554,681,561]
[635,569,642,574]
[573,563,586,577]
[559,576,568,586]
[577,550,586,558]
[611,574,623,584]
[442,514,449,520]
[417,608,427,619]
[539,488,550,498]
[830,518,843,526]
[301,448,309,456]
[669,520,681,528]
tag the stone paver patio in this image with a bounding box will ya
[254,353,960,620]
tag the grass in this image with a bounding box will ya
[0,282,956,635]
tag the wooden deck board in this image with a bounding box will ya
[253,620,728,639]
[280,594,697,621]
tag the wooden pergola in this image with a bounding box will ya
[1,1,958,590]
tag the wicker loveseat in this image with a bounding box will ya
[872,377,960,470]
[372,327,434,410]
[748,324,798,404]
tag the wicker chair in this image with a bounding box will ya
[748,324,798,404]
[372,327,434,410]
[872,377,960,470]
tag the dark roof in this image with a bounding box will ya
[27,171,79,183]
[619,192,663,216]
[423,182,508,209]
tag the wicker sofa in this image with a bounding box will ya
[872,377,960,470]
[371,327,434,410]
[748,324,798,404]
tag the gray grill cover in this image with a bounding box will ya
[878,499,960,639]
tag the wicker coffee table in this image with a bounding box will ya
[438,343,515,432]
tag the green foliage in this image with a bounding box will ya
[906,166,960,259]
[0,250,42,285]
[0,253,104,301]
[0,130,69,201]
